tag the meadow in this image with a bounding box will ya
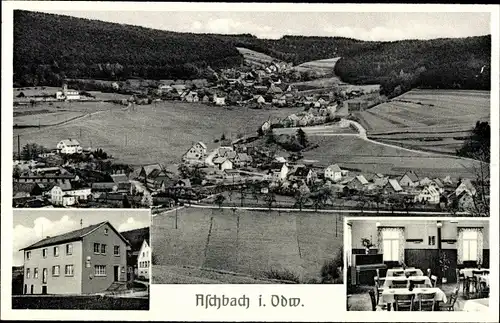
[302,136,482,178]
[13,102,302,166]
[152,207,344,283]
[357,89,490,154]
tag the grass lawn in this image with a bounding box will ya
[301,136,482,178]
[152,207,343,283]
[13,102,302,166]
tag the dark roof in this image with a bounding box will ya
[120,227,150,252]
[401,171,419,182]
[293,166,311,177]
[13,182,41,195]
[20,221,130,251]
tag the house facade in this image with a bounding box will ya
[50,186,91,206]
[21,222,129,295]
[414,185,440,204]
[399,171,419,187]
[137,240,151,280]
[56,139,83,154]
[324,164,342,182]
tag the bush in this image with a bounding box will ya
[264,268,300,283]
[320,246,344,283]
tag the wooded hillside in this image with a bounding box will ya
[14,10,491,95]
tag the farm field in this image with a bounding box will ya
[236,47,276,67]
[13,102,303,166]
[301,136,482,179]
[358,89,490,154]
[272,123,357,136]
[293,57,340,74]
[152,207,343,283]
[13,86,131,101]
[13,101,123,127]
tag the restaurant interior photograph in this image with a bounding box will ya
[345,218,490,312]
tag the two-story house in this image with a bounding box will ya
[20,221,129,295]
[56,139,83,154]
[324,164,342,182]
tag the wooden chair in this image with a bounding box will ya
[440,287,459,311]
[430,275,438,287]
[456,268,465,295]
[409,279,426,288]
[393,271,405,277]
[374,276,384,304]
[369,288,387,311]
[426,268,432,278]
[479,281,490,298]
[391,280,409,289]
[394,294,414,311]
[418,292,436,311]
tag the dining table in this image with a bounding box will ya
[381,287,447,311]
[463,298,489,312]
[386,268,424,277]
[382,276,432,289]
[459,268,489,278]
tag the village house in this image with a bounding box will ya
[324,164,342,182]
[455,179,477,197]
[137,164,164,182]
[213,94,226,106]
[213,157,233,171]
[50,185,92,207]
[55,84,80,101]
[13,182,43,199]
[383,179,404,195]
[120,227,149,281]
[414,185,441,204]
[56,139,83,154]
[20,221,129,295]
[137,239,151,280]
[233,153,253,167]
[346,175,369,191]
[399,171,419,187]
[184,91,199,103]
[182,142,207,162]
[145,167,173,192]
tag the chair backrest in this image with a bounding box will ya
[426,268,432,277]
[419,292,436,311]
[410,279,426,287]
[456,268,463,280]
[391,280,409,288]
[369,289,377,311]
[374,276,380,288]
[419,292,436,300]
[448,289,459,307]
[394,294,414,311]
[472,270,483,276]
[430,275,437,287]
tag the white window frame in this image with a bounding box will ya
[114,245,120,256]
[26,251,31,260]
[94,243,100,254]
[66,243,73,255]
[53,246,59,257]
[94,265,107,277]
[101,244,106,254]
[34,268,39,279]
[42,248,48,258]
[462,230,479,261]
[65,265,74,276]
[52,265,60,277]
[382,230,401,262]
[26,268,31,279]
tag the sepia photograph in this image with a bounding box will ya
[346,217,490,312]
[12,209,151,310]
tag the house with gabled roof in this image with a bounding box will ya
[20,221,129,295]
[383,179,404,194]
[414,185,441,204]
[325,164,342,182]
[399,171,419,187]
[182,142,207,162]
[120,227,150,281]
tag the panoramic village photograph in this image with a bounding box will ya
[10,9,491,286]
[346,217,490,312]
[12,209,150,309]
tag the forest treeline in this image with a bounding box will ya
[14,10,491,96]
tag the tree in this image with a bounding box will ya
[214,194,226,208]
[294,191,309,211]
[140,193,153,208]
[373,192,384,213]
[21,143,45,160]
[13,166,21,181]
[296,128,308,148]
[264,190,276,212]
[239,185,247,207]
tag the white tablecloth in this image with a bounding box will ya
[463,298,489,312]
[386,268,423,277]
[383,276,432,289]
[460,268,489,278]
[381,287,447,304]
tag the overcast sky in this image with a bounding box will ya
[38,10,490,41]
[13,209,150,266]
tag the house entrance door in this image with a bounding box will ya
[42,286,47,294]
[114,266,119,281]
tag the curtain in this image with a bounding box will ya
[457,228,483,265]
[377,227,405,262]
[346,224,352,267]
